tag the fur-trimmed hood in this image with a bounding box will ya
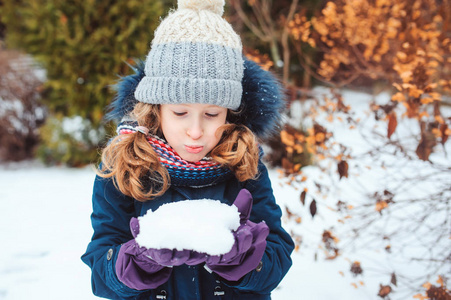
[106,58,285,140]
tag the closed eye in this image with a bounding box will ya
[173,111,187,116]
[205,113,219,118]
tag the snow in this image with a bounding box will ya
[0,162,95,300]
[136,200,240,255]
[60,116,105,144]
[0,161,382,300]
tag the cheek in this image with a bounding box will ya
[214,126,224,140]
[163,125,179,142]
[160,117,177,141]
[210,123,226,145]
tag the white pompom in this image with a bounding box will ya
[178,0,225,16]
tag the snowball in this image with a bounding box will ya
[178,0,225,16]
[135,199,240,255]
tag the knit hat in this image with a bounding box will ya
[134,0,244,110]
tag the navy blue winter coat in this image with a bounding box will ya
[81,160,294,299]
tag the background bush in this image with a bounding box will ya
[0,0,167,165]
[0,49,46,162]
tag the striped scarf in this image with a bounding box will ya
[118,123,233,187]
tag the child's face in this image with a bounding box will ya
[160,103,228,162]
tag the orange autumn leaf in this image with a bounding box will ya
[409,87,424,98]
[423,282,432,289]
[437,275,445,287]
[315,133,326,143]
[294,144,304,153]
[388,112,397,139]
[280,130,295,146]
[418,111,429,119]
[392,92,406,102]
[429,92,442,101]
[432,128,441,138]
[421,97,434,104]
[378,285,392,298]
[435,115,445,124]
[393,83,403,91]
[376,200,389,212]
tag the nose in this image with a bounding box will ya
[186,119,203,140]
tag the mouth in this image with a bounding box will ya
[184,145,204,154]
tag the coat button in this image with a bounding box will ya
[256,261,263,272]
[156,290,167,299]
[107,249,113,261]
[214,286,225,296]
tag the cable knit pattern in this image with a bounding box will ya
[152,10,241,48]
[134,0,244,110]
[178,0,225,15]
[136,42,243,108]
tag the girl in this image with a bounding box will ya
[81,0,294,299]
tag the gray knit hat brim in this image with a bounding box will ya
[134,42,244,110]
[135,76,243,110]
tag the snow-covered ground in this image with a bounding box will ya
[0,88,449,299]
[0,161,378,300]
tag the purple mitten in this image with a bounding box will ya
[205,189,270,282]
[145,248,207,266]
[115,239,172,290]
[115,218,174,290]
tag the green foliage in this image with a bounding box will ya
[1,0,166,165]
[36,114,106,167]
[2,0,163,122]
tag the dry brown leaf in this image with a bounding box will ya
[416,136,436,161]
[387,112,397,139]
[391,273,397,286]
[378,284,392,298]
[338,160,349,179]
[350,261,363,276]
[300,190,306,206]
[413,293,428,300]
[285,206,293,219]
[310,199,317,218]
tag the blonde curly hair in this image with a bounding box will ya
[98,103,259,201]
